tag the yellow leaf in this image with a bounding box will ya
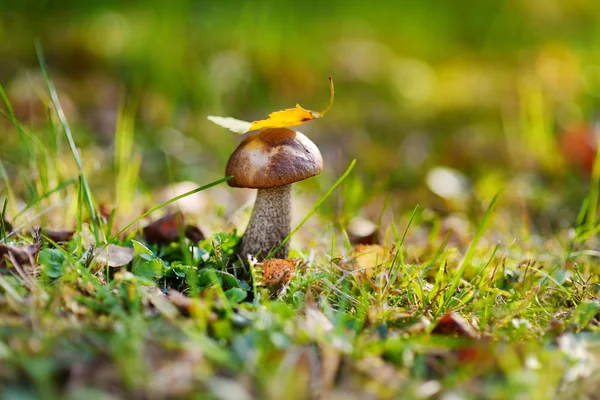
[206,116,252,134]
[248,104,318,131]
[353,244,389,281]
[207,77,334,134]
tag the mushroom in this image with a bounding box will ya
[226,127,323,261]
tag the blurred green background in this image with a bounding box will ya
[2,0,600,231]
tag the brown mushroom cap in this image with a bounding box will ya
[226,128,323,188]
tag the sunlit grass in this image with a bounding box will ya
[2,29,600,399]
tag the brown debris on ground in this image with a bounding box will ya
[0,243,41,268]
[143,212,205,244]
[257,258,297,286]
[42,228,75,244]
[432,312,480,339]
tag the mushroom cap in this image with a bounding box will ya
[226,128,323,188]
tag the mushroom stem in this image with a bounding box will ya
[238,184,292,261]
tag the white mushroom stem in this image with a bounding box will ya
[238,184,291,261]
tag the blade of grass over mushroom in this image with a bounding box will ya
[442,191,501,311]
[111,176,232,241]
[36,42,103,243]
[267,159,356,259]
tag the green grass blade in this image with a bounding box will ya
[0,84,34,159]
[0,198,8,239]
[386,205,419,291]
[111,176,232,241]
[1,198,71,242]
[36,42,102,243]
[267,159,357,258]
[76,175,85,257]
[400,205,419,247]
[586,137,600,226]
[443,191,501,309]
[115,94,141,216]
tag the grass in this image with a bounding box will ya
[2,71,600,400]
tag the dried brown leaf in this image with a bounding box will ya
[304,307,334,338]
[258,258,296,286]
[353,355,407,389]
[432,312,479,339]
[0,243,41,267]
[143,287,179,319]
[43,229,75,244]
[143,212,185,244]
[95,244,135,268]
[184,225,205,243]
[168,290,194,313]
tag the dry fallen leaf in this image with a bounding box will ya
[257,258,297,286]
[143,212,185,244]
[184,225,205,243]
[43,229,75,244]
[99,204,113,221]
[247,104,323,132]
[95,244,135,268]
[353,356,408,390]
[168,289,195,314]
[304,306,334,338]
[0,243,41,267]
[142,287,179,319]
[61,285,88,316]
[560,123,596,174]
[208,77,334,134]
[455,343,492,364]
[353,244,389,281]
[432,312,480,339]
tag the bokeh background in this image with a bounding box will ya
[2,0,600,238]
